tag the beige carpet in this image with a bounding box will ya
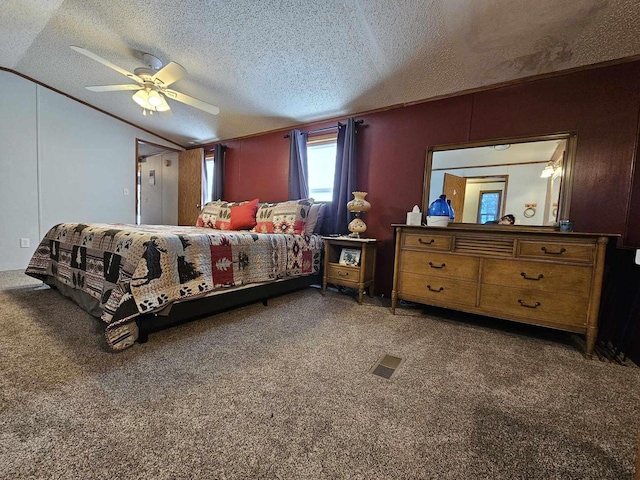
[1,270,639,479]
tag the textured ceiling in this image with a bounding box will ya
[2,0,639,147]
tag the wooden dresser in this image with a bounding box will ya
[391,224,614,357]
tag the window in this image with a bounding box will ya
[477,190,502,224]
[203,155,214,204]
[307,135,337,201]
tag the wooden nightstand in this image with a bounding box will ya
[322,236,377,304]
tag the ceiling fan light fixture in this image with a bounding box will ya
[540,164,555,178]
[156,94,170,112]
[71,46,218,116]
[147,90,163,107]
[132,89,150,108]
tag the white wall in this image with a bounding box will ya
[161,152,179,225]
[139,154,164,225]
[0,71,182,271]
[0,72,39,270]
[139,152,179,225]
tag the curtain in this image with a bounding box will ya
[211,144,226,201]
[331,118,357,234]
[288,129,309,200]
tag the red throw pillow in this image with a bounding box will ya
[230,198,259,230]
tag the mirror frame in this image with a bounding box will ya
[422,132,577,226]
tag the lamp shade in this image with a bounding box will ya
[132,89,171,113]
[346,191,371,212]
[132,89,150,108]
[156,94,170,112]
[147,90,163,107]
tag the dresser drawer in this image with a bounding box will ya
[326,264,360,284]
[402,233,452,251]
[400,250,479,282]
[517,240,594,263]
[398,272,477,307]
[483,259,592,296]
[479,284,588,328]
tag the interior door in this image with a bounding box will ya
[178,148,204,226]
[443,173,467,223]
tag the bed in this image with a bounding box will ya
[25,221,323,351]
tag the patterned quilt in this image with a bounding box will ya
[26,223,322,350]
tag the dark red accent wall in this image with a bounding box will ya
[223,132,290,203]
[470,64,640,238]
[222,61,640,297]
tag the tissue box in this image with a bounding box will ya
[406,212,422,226]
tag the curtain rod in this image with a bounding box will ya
[204,144,227,154]
[283,119,364,138]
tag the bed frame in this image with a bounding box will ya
[135,274,322,343]
[44,273,321,346]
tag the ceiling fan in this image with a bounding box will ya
[70,46,220,116]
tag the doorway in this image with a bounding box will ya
[136,139,181,225]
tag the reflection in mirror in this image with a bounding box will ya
[423,133,576,226]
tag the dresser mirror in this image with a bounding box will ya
[423,133,577,227]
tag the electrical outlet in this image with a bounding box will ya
[123,188,129,196]
[20,238,30,248]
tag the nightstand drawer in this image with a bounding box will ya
[517,241,594,263]
[483,259,592,296]
[479,284,588,327]
[402,233,452,251]
[399,250,479,282]
[326,264,360,283]
[398,272,477,307]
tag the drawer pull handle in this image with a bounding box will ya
[418,238,435,245]
[338,271,349,277]
[428,262,446,269]
[520,272,544,281]
[541,246,566,255]
[518,299,541,309]
[426,285,444,293]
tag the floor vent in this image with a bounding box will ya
[371,354,403,380]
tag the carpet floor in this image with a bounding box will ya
[1,270,639,479]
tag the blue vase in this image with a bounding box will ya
[447,199,455,221]
[428,194,450,217]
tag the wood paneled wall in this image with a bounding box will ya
[211,61,640,300]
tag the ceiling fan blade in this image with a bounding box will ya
[152,62,187,87]
[70,46,143,83]
[164,89,220,115]
[86,84,143,92]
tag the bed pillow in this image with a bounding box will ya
[304,202,327,235]
[253,198,314,234]
[215,198,259,231]
[196,200,224,228]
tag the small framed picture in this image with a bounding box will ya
[339,247,361,266]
